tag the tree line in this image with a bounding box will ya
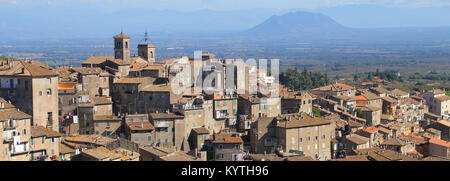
[280,67,331,91]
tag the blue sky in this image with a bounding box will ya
[2,0,450,11]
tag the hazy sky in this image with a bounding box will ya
[2,0,450,11]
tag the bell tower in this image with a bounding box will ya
[138,31,156,63]
[113,32,131,64]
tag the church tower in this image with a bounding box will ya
[138,31,156,63]
[113,32,131,64]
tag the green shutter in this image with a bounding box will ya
[148,136,152,141]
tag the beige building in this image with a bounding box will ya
[0,60,59,131]
[274,113,333,160]
[238,94,281,120]
[421,89,450,119]
[29,126,62,161]
[280,89,313,115]
[311,82,355,98]
[149,112,186,150]
[0,98,32,161]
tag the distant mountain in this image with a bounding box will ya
[243,11,352,38]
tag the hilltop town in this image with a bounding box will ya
[0,32,449,161]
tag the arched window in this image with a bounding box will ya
[46,89,52,96]
[125,41,128,48]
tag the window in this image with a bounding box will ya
[96,131,99,135]
[107,122,110,126]
[51,137,55,143]
[299,138,303,142]
[218,144,223,149]
[307,136,310,141]
[315,144,318,150]
[96,122,99,127]
[322,143,326,149]
[39,91,42,96]
[315,136,318,140]
[46,89,52,96]
[322,135,326,139]
[42,137,45,144]
[31,138,34,145]
[234,144,240,149]
[135,137,139,142]
[23,129,27,136]
[51,149,55,155]
[147,136,152,141]
[165,138,168,143]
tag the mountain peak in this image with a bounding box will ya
[244,11,348,38]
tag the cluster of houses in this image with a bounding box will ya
[0,32,449,161]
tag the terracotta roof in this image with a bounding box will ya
[129,62,149,71]
[82,56,113,65]
[192,127,210,135]
[437,120,450,127]
[429,89,446,95]
[213,136,243,144]
[275,114,331,128]
[377,126,391,134]
[312,82,354,92]
[64,135,116,146]
[31,126,62,138]
[399,135,427,145]
[143,64,164,70]
[149,112,184,120]
[71,67,102,75]
[113,32,130,39]
[0,107,32,120]
[60,143,75,154]
[0,61,58,77]
[429,138,450,148]
[126,121,154,131]
[390,89,409,97]
[371,87,389,94]
[345,134,369,145]
[83,147,122,160]
[382,96,397,103]
[160,151,198,161]
[58,82,77,90]
[435,95,450,101]
[355,95,368,101]
[360,90,380,100]
[362,126,378,134]
[381,138,409,146]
